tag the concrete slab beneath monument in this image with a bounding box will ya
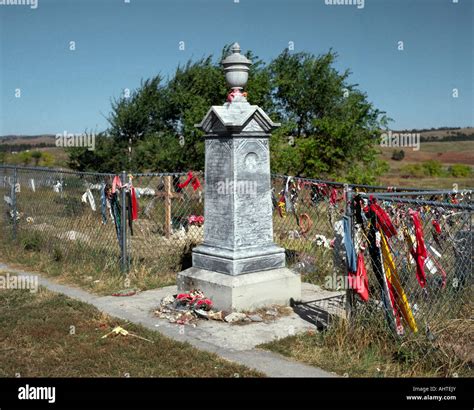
[177,267,301,312]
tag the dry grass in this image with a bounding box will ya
[0,286,262,377]
[0,230,176,296]
[261,293,474,378]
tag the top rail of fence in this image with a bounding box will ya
[1,166,468,197]
[271,173,430,192]
[132,172,197,177]
[363,189,473,197]
[358,192,474,210]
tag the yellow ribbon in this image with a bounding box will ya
[380,231,418,333]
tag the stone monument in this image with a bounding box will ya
[177,43,301,311]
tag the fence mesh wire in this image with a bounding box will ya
[349,192,472,325]
[1,166,122,275]
[127,172,204,276]
[1,165,472,370]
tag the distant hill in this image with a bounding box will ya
[1,126,473,155]
[0,135,57,154]
[390,127,474,142]
[0,135,56,146]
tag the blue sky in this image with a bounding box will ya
[0,0,472,135]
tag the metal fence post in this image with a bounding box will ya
[344,184,355,322]
[120,170,128,273]
[12,167,18,240]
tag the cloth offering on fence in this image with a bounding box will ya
[348,252,369,302]
[188,215,204,225]
[365,196,397,239]
[380,230,418,333]
[29,178,35,192]
[284,177,297,214]
[126,189,138,236]
[365,211,399,334]
[191,175,201,191]
[112,175,122,194]
[353,195,365,225]
[130,187,138,221]
[343,216,357,273]
[332,219,346,273]
[432,220,441,234]
[277,192,287,218]
[81,189,96,212]
[178,171,201,191]
[408,209,427,288]
[431,219,444,249]
[101,184,108,224]
[110,192,122,243]
[53,181,62,193]
[426,247,447,288]
[329,187,338,206]
[309,183,329,205]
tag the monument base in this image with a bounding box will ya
[177,267,301,312]
[192,244,286,276]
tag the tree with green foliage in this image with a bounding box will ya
[391,149,405,161]
[449,164,472,178]
[39,151,55,167]
[269,49,389,183]
[68,47,390,184]
[31,151,42,166]
[422,160,444,177]
[17,151,32,166]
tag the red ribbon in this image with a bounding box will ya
[348,252,369,302]
[409,209,427,288]
[329,188,338,205]
[188,215,204,225]
[367,196,397,239]
[131,187,138,221]
[432,220,441,234]
[178,171,201,191]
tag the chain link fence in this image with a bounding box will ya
[1,166,472,363]
[1,166,121,277]
[1,167,426,285]
[348,189,472,334]
[0,166,205,289]
[1,165,472,372]
[347,189,472,373]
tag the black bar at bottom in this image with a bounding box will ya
[0,377,471,409]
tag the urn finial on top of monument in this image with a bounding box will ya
[222,42,252,102]
[195,43,280,133]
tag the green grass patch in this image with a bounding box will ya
[0,287,262,377]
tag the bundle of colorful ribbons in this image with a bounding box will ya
[345,194,453,336]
